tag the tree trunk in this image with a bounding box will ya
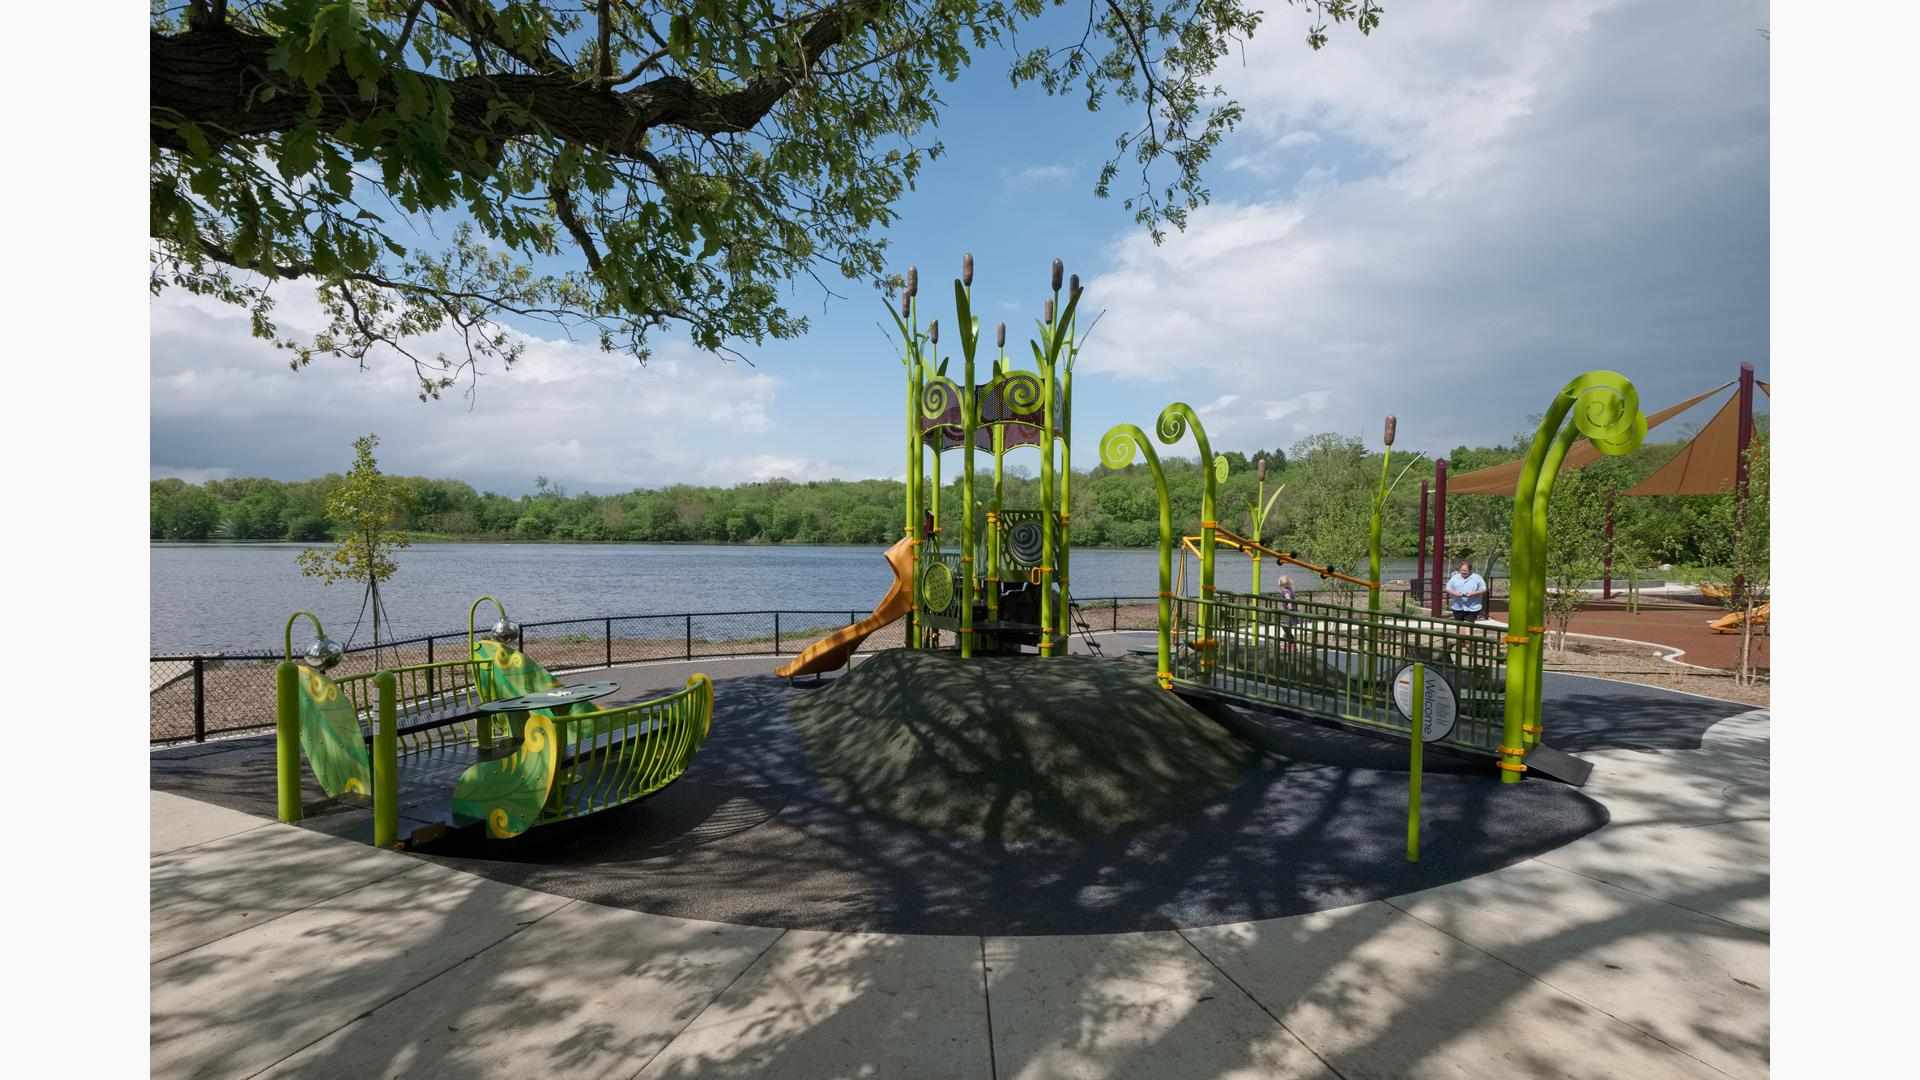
[1738,595,1754,686]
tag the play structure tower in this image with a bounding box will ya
[897,256,1086,658]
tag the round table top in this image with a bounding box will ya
[477,681,622,713]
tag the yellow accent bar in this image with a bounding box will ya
[1503,634,1529,644]
[1184,525,1381,590]
[1496,761,1529,773]
[1497,745,1527,756]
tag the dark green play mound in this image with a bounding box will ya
[789,650,1260,844]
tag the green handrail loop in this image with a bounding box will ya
[468,596,508,654]
[283,610,325,661]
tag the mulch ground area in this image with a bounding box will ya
[790,651,1261,844]
[1469,595,1770,708]
[152,650,1758,937]
[1481,595,1768,671]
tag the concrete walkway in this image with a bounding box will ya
[151,709,1769,1079]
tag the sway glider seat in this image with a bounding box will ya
[277,609,715,845]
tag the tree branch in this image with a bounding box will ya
[152,5,874,158]
[425,0,573,75]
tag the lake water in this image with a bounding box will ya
[151,542,1444,654]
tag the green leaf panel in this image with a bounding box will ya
[296,668,372,797]
[452,715,559,839]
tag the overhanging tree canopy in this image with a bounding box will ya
[151,0,1381,397]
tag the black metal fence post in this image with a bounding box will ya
[1112,596,1119,631]
[774,613,782,655]
[685,614,693,660]
[192,657,206,743]
[605,618,613,668]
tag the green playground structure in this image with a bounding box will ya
[894,256,1090,658]
[1102,370,1648,779]
[274,597,713,846]
[866,256,1644,779]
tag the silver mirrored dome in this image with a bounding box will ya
[303,636,345,671]
[489,618,521,642]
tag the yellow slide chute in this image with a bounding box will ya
[1175,525,1378,596]
[775,537,916,678]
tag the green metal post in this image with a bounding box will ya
[275,660,302,823]
[372,670,399,847]
[1408,662,1424,861]
[1059,362,1073,635]
[1039,319,1057,657]
[1102,424,1173,687]
[906,303,923,648]
[1157,403,1218,668]
[1367,422,1394,713]
[1527,425,1579,747]
[991,428,1004,622]
[990,339,1006,625]
[1370,440,1391,612]
[1059,298,1077,637]
[959,275,977,658]
[1503,372,1645,782]
[1251,473,1265,597]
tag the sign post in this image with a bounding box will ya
[1393,662,1458,862]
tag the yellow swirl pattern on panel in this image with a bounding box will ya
[452,715,558,840]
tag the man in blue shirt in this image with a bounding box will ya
[1445,561,1488,623]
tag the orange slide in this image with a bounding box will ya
[1709,603,1769,634]
[775,536,916,678]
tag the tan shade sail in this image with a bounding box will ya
[1623,389,1750,496]
[1445,380,1736,496]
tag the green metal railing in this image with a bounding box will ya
[539,674,714,825]
[1172,590,1508,757]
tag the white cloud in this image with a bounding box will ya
[149,285,788,493]
[1263,391,1332,422]
[1227,129,1323,176]
[1001,162,1075,188]
[1083,0,1768,454]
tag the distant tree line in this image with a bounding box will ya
[150,431,1751,573]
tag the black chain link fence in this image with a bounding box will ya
[154,600,1161,746]
[150,588,1498,746]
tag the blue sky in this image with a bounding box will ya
[150,0,1771,495]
